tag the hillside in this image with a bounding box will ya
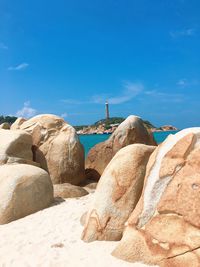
[74,117,157,134]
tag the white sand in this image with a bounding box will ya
[0,193,153,267]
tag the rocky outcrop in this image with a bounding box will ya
[0,164,53,224]
[113,128,200,267]
[85,115,157,180]
[17,114,85,185]
[0,122,10,129]
[10,117,26,130]
[0,129,37,166]
[54,183,88,198]
[153,125,178,132]
[82,144,155,242]
[77,125,117,135]
[19,114,66,146]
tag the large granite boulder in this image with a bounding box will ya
[0,129,36,165]
[85,115,156,180]
[82,144,155,242]
[10,117,26,130]
[0,164,53,224]
[18,114,85,185]
[19,114,66,146]
[113,128,200,267]
[54,183,88,198]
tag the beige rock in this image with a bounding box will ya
[79,178,98,193]
[113,128,200,267]
[0,122,10,129]
[0,129,34,165]
[85,115,157,180]
[0,164,53,224]
[41,125,85,184]
[10,117,26,130]
[54,183,88,198]
[82,144,155,242]
[18,114,85,185]
[20,114,66,146]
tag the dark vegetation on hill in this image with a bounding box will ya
[74,117,156,131]
[0,116,17,125]
[1,115,156,131]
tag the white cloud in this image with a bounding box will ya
[8,63,29,71]
[144,90,184,103]
[177,79,188,87]
[170,28,196,38]
[0,42,8,49]
[16,101,37,118]
[92,82,144,105]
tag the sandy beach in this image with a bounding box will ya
[0,193,154,267]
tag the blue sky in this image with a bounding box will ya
[0,0,200,128]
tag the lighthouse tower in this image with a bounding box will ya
[105,101,110,120]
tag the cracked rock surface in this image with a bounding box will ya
[113,128,200,267]
[85,115,157,180]
[82,144,155,242]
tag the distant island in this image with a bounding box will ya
[0,115,178,134]
[74,117,178,135]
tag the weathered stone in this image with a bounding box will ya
[54,183,88,198]
[0,164,53,224]
[113,128,200,267]
[82,144,155,242]
[0,129,34,165]
[85,115,156,180]
[10,117,26,130]
[17,114,85,185]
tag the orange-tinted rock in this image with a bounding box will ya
[113,128,200,267]
[85,115,156,180]
[82,144,155,242]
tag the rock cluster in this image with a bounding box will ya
[113,128,200,266]
[85,115,156,180]
[0,114,87,224]
[0,128,53,224]
[81,127,200,267]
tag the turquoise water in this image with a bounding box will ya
[79,130,179,155]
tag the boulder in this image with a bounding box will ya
[54,183,88,198]
[10,117,26,130]
[17,114,85,185]
[82,144,155,242]
[0,164,53,224]
[0,122,10,129]
[85,115,156,180]
[19,114,66,146]
[113,128,200,267]
[40,125,85,184]
[0,129,35,165]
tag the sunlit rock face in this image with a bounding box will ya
[18,114,85,185]
[82,144,155,242]
[113,128,200,267]
[0,129,36,166]
[0,164,53,224]
[85,115,157,180]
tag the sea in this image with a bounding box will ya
[79,130,179,155]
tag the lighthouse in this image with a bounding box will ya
[105,101,110,120]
